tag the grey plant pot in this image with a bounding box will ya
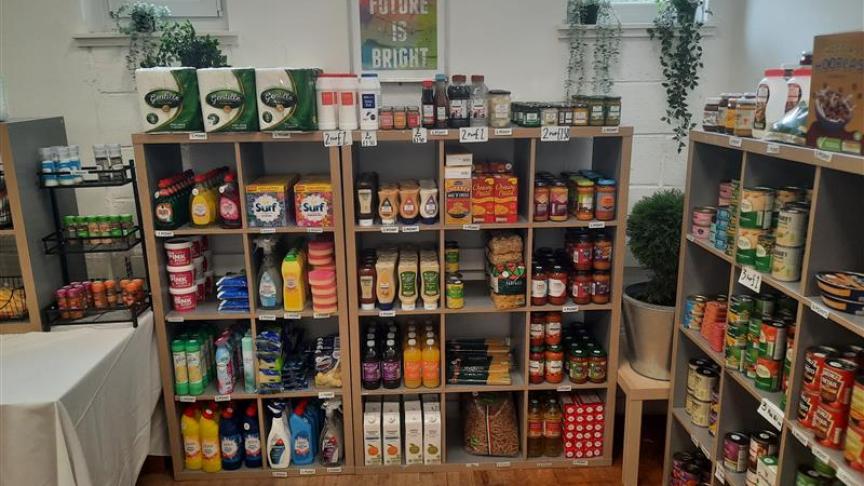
[622,282,676,381]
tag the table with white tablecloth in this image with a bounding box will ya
[0,312,163,486]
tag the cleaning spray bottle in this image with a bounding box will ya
[242,403,262,468]
[289,399,315,465]
[255,236,283,310]
[267,401,291,468]
[320,399,344,467]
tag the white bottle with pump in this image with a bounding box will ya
[359,73,381,130]
[266,402,292,468]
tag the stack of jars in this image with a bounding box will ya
[54,278,147,319]
[528,314,607,385]
[62,214,135,246]
[533,171,616,223]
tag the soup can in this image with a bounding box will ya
[755,357,783,391]
[748,430,778,473]
[850,373,864,426]
[759,320,788,360]
[693,206,716,227]
[753,294,776,319]
[775,186,806,208]
[693,366,718,401]
[771,244,803,282]
[803,345,838,390]
[798,387,820,429]
[688,357,713,393]
[691,398,711,427]
[729,295,753,322]
[723,432,750,473]
[820,358,858,406]
[740,187,775,229]
[813,401,848,448]
[843,421,864,471]
[736,227,765,265]
[776,205,808,247]
[754,234,775,273]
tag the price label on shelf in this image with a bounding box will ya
[323,130,351,147]
[360,130,378,147]
[810,300,831,319]
[313,313,331,319]
[326,467,343,473]
[714,464,725,483]
[299,468,316,475]
[166,315,184,323]
[573,459,589,466]
[259,227,276,234]
[562,305,580,313]
[271,131,293,139]
[430,129,449,136]
[214,394,231,402]
[272,471,288,478]
[411,127,428,144]
[155,230,174,238]
[494,128,513,136]
[738,266,762,293]
[757,398,784,430]
[189,132,208,141]
[811,445,831,465]
[791,426,810,447]
[459,126,488,143]
[766,143,781,154]
[541,126,570,142]
[306,227,324,233]
[178,395,196,403]
[465,462,480,468]
[379,310,396,318]
[462,224,480,231]
[835,467,859,486]
[815,150,833,163]
[381,225,399,234]
[259,314,277,321]
[728,136,743,147]
[588,221,605,229]
[496,461,511,468]
[318,391,336,399]
[601,126,620,134]
[402,225,420,233]
[536,462,552,468]
[556,385,573,392]
[284,312,302,320]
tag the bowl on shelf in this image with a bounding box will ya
[819,294,864,315]
[815,271,864,302]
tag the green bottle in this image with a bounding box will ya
[186,338,204,395]
[171,339,189,395]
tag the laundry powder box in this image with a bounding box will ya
[255,68,321,131]
[135,67,203,132]
[197,67,259,132]
[245,174,298,227]
[294,175,334,227]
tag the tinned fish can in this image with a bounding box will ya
[813,401,848,449]
[719,181,734,201]
[754,356,783,392]
[754,234,775,273]
[771,244,803,282]
[748,430,778,473]
[723,432,750,473]
[775,205,809,247]
[691,398,711,427]
[798,387,820,429]
[803,345,838,390]
[736,227,765,265]
[740,187,775,229]
[759,320,788,361]
[820,358,858,407]
[693,366,718,401]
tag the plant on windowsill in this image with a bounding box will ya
[148,21,228,68]
[564,0,621,99]
[648,0,706,152]
[110,1,172,76]
[592,2,622,96]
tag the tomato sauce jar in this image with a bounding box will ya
[529,347,545,384]
[530,313,546,347]
[548,264,568,305]
[531,264,548,306]
[572,233,593,271]
[571,271,592,305]
[545,345,564,383]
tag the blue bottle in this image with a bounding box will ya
[219,406,244,470]
[242,403,262,468]
[289,399,315,465]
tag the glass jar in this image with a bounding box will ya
[717,94,731,133]
[531,264,548,306]
[549,180,569,222]
[523,103,541,127]
[571,271,592,305]
[568,345,589,384]
[592,233,613,270]
[407,106,421,128]
[488,90,511,128]
[529,346,545,384]
[573,232,593,271]
[594,178,616,221]
[571,96,589,126]
[544,345,564,383]
[557,104,574,126]
[588,348,608,383]
[734,95,756,137]
[533,180,550,222]
[379,107,394,130]
[592,270,611,304]
[576,178,595,220]
[545,312,562,346]
[548,264,568,305]
[530,312,546,346]
[541,105,558,126]
[603,96,621,126]
[703,97,721,132]
[588,96,606,126]
[725,94,741,135]
[393,106,408,130]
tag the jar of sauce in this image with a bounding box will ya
[592,234,612,270]
[568,345,589,384]
[571,96,589,127]
[589,348,608,383]
[576,178,595,220]
[393,106,408,130]
[734,95,756,137]
[530,312,546,347]
[547,264,568,305]
[545,312,562,346]
[529,347,545,384]
[545,345,564,383]
[378,183,399,225]
[379,106,394,130]
[588,96,606,126]
[531,264,548,306]
[592,271,611,304]
[573,233,593,271]
[407,106,421,128]
[725,94,740,134]
[571,271,592,305]
[703,97,721,132]
[594,179,616,221]
[550,181,569,222]
[604,96,621,126]
[533,180,550,222]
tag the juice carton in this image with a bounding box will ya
[294,175,334,227]
[444,166,472,225]
[246,175,298,227]
[493,174,518,223]
[421,396,442,465]
[471,175,495,223]
[403,396,424,465]
[382,398,402,465]
[363,398,382,466]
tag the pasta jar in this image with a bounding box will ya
[529,347,546,384]
[603,96,621,126]
[533,180,550,222]
[588,348,608,383]
[548,264,568,305]
[576,178,595,220]
[571,271,593,305]
[550,181,569,222]
[592,271,611,304]
[407,106,421,128]
[488,90,512,128]
[530,312,546,346]
[393,106,408,130]
[545,312,563,346]
[568,345,589,384]
[545,345,564,383]
[573,233,593,271]
[588,96,606,126]
[531,264,548,306]
[571,96,590,126]
[379,106,394,130]
[594,179,616,221]
[592,234,613,270]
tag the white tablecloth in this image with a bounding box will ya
[0,312,162,486]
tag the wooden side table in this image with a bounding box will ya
[617,361,671,486]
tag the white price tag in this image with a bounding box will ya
[381,225,399,234]
[557,385,573,392]
[360,130,378,147]
[259,314,277,321]
[430,129,449,136]
[402,225,419,233]
[792,426,810,447]
[411,127,428,144]
[766,143,781,154]
[496,461,511,468]
[155,230,174,238]
[306,227,324,233]
[459,126,488,143]
[326,467,343,473]
[601,126,620,134]
[815,149,833,162]
[462,223,480,231]
[729,136,743,147]
[313,313,331,319]
[318,391,336,399]
[573,459,589,466]
[686,233,696,242]
[588,221,605,229]
[214,394,231,402]
[379,310,396,318]
[738,266,762,293]
[271,131,293,139]
[189,132,207,141]
[812,445,831,465]
[541,126,571,142]
[284,312,301,320]
[323,130,351,147]
[835,467,859,486]
[166,315,184,323]
[259,227,276,234]
[272,471,288,478]
[299,468,316,475]
[465,462,480,468]
[537,462,552,468]
[757,398,784,430]
[715,465,725,482]
[494,128,513,136]
[810,300,831,319]
[178,395,196,403]
[562,305,580,313]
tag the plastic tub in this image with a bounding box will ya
[195,278,206,303]
[169,285,198,312]
[192,256,204,277]
[164,239,193,267]
[190,236,203,259]
[167,264,196,289]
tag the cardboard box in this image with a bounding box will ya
[444,166,472,225]
[294,174,334,227]
[403,396,424,465]
[806,32,864,155]
[245,174,299,227]
[363,398,383,466]
[756,455,778,486]
[382,398,402,465]
[445,145,473,166]
[422,397,442,464]
[493,175,518,223]
[472,175,495,223]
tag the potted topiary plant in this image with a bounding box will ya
[622,189,683,380]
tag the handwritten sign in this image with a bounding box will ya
[412,127,428,144]
[318,391,336,399]
[835,467,859,486]
[556,385,573,392]
[430,129,449,136]
[214,394,231,402]
[573,459,589,466]
[314,313,331,319]
[402,225,420,233]
[714,464,725,483]
[166,315,184,323]
[323,130,351,147]
[178,395,196,403]
[541,126,570,142]
[791,426,810,447]
[459,126,488,143]
[494,128,513,136]
[757,398,784,430]
[326,467,343,473]
[738,266,762,293]
[299,468,316,475]
[306,227,324,233]
[259,227,276,234]
[496,461,511,468]
[811,445,831,465]
[272,471,288,478]
[259,314,277,321]
[360,130,378,147]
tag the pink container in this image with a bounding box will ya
[692,208,715,227]
[693,225,711,240]
[195,278,206,302]
[310,285,337,297]
[308,269,336,287]
[164,239,193,267]
[167,264,196,289]
[169,285,197,312]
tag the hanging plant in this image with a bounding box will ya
[110,2,172,76]
[564,0,588,99]
[592,2,622,95]
[149,21,228,69]
[565,0,622,99]
[648,0,705,152]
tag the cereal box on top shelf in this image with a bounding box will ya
[246,174,299,227]
[294,174,334,227]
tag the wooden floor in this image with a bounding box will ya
[137,415,666,486]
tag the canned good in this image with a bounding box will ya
[445,273,464,309]
[771,244,803,282]
[444,241,460,273]
[685,391,696,416]
[688,358,712,392]
[839,345,864,367]
[796,466,827,486]
[740,187,775,229]
[745,341,759,379]
[803,346,838,390]
[736,227,765,265]
[729,295,754,323]
[693,206,716,227]
[691,398,711,427]
[759,320,788,360]
[755,234,775,273]
[753,294,776,319]
[776,206,808,247]
[684,295,707,330]
[693,367,718,401]
[850,373,864,426]
[798,387,821,429]
[755,357,783,391]
[844,420,864,471]
[813,401,848,449]
[725,337,745,371]
[821,358,858,406]
[723,432,750,473]
[748,430,778,473]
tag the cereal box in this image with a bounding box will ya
[294,175,334,227]
[494,175,518,223]
[245,174,298,227]
[363,398,382,466]
[472,175,495,223]
[444,166,472,225]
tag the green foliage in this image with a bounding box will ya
[647,0,705,152]
[110,2,172,75]
[626,189,684,306]
[147,21,228,69]
[565,0,621,99]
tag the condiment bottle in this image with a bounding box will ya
[544,346,564,384]
[377,184,399,225]
[447,74,470,128]
[358,257,376,310]
[398,180,420,224]
[421,80,436,128]
[418,179,438,224]
[542,398,563,456]
[217,173,241,229]
[433,74,449,128]
[469,75,488,127]
[545,312,562,346]
[356,172,378,226]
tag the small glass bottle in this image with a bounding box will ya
[469,74,488,127]
[421,80,436,128]
[447,74,470,128]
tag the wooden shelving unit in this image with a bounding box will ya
[341,126,632,472]
[132,133,355,479]
[662,130,864,486]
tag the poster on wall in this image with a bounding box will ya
[350,0,445,82]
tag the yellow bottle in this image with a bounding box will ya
[421,337,440,388]
[282,249,306,312]
[190,175,215,227]
[404,338,422,389]
[180,406,202,470]
[200,407,222,473]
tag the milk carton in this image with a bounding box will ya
[403,395,424,465]
[363,398,382,466]
[197,67,259,132]
[135,67,203,132]
[421,395,442,464]
[255,68,321,131]
[382,398,402,465]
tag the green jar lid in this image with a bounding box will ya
[576,178,595,187]
[108,215,120,222]
[591,348,607,358]
[63,215,76,225]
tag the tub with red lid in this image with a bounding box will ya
[169,285,197,312]
[167,264,195,289]
[164,239,193,267]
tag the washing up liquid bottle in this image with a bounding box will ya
[218,172,241,229]
[219,406,243,470]
[255,236,283,310]
[200,407,222,472]
[242,403,262,468]
[290,399,315,465]
[282,249,306,312]
[320,399,344,467]
[181,405,202,470]
[267,402,291,468]
[190,175,215,227]
[185,337,204,395]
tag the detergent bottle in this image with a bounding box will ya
[255,236,283,310]
[267,401,291,468]
[200,407,222,472]
[282,248,306,312]
[219,406,243,470]
[242,403,262,468]
[180,405,202,470]
[289,399,315,465]
[320,399,344,467]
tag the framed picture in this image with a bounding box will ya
[350,0,445,82]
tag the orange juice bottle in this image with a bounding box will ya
[403,338,422,389]
[421,338,440,388]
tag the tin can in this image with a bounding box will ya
[754,234,775,273]
[693,224,711,240]
[775,186,806,208]
[692,206,716,227]
[771,244,803,282]
[759,320,788,360]
[798,387,821,429]
[796,466,826,486]
[820,358,858,406]
[719,181,734,201]
[776,206,808,247]
[445,273,464,309]
[444,241,460,273]
[740,187,775,229]
[693,367,718,401]
[755,357,782,392]
[688,358,712,393]
[813,401,848,449]
[729,295,753,323]
[844,421,864,471]
[725,338,745,371]
[684,295,707,330]
[736,227,765,265]
[850,373,864,426]
[803,346,838,390]
[748,430,778,473]
[838,344,864,367]
[753,293,776,319]
[745,341,759,379]
[723,432,750,473]
[685,391,696,416]
[691,398,711,427]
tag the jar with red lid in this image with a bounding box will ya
[573,232,593,271]
[592,233,612,270]
[407,106,421,128]
[545,345,564,383]
[545,312,562,346]
[534,180,550,222]
[549,181,569,222]
[571,271,592,305]
[529,347,546,384]
[531,264,548,306]
[548,264,568,305]
[592,271,611,304]
[530,313,546,347]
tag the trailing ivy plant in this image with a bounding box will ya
[110,2,171,76]
[564,0,588,99]
[149,21,228,68]
[648,0,705,152]
[592,2,622,95]
[565,0,622,99]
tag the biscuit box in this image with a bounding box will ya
[472,175,495,223]
[444,166,472,225]
[493,174,518,223]
[805,32,864,155]
[245,174,298,227]
[294,175,334,227]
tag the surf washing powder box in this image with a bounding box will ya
[197,67,259,132]
[135,67,204,132]
[255,68,321,131]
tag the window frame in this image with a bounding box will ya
[106,0,222,18]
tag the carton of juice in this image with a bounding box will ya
[294,175,334,227]
[382,398,402,465]
[493,174,518,223]
[421,396,442,464]
[403,396,424,465]
[444,166,472,225]
[472,175,495,223]
[363,399,383,466]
